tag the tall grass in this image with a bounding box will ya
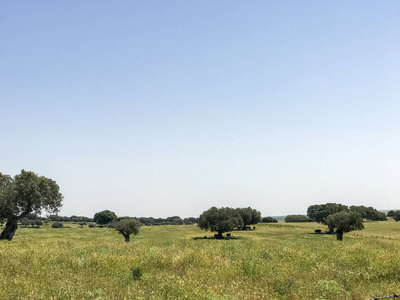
[1,222,399,299]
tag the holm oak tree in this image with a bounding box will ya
[0,170,63,241]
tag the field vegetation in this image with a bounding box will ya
[1,221,400,299]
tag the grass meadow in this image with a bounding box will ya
[1,221,400,299]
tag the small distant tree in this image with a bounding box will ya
[78,222,87,228]
[236,207,261,229]
[198,207,243,238]
[52,222,64,228]
[262,216,278,223]
[326,211,364,241]
[115,219,141,242]
[20,218,30,227]
[94,210,117,225]
[34,220,43,228]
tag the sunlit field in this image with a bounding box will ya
[1,221,400,299]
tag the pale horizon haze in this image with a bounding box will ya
[1,1,399,218]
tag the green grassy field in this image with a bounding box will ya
[1,221,400,299]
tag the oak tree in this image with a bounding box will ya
[0,170,63,241]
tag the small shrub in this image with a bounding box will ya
[52,222,64,228]
[78,222,86,228]
[131,266,143,280]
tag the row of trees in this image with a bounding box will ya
[284,215,313,222]
[92,210,199,226]
[262,217,278,223]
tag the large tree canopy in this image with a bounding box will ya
[236,207,262,229]
[0,170,63,241]
[198,207,243,238]
[326,211,364,241]
[94,210,117,225]
[307,203,348,231]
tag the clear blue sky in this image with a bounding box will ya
[1,1,399,218]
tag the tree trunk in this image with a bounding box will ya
[123,233,130,242]
[0,217,18,241]
[216,231,223,239]
[336,230,344,241]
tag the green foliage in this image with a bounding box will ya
[236,207,261,228]
[198,207,243,237]
[1,222,400,298]
[307,203,348,230]
[51,222,64,228]
[131,266,143,280]
[326,211,364,240]
[183,217,198,225]
[0,170,63,240]
[78,222,87,228]
[0,170,63,220]
[115,219,141,242]
[392,210,400,222]
[93,210,117,225]
[349,205,386,221]
[387,210,395,218]
[20,218,30,227]
[26,213,40,220]
[284,214,313,222]
[34,220,43,228]
[262,216,278,223]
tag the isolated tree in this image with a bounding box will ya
[93,210,117,225]
[307,203,348,232]
[115,219,141,242]
[236,207,262,229]
[198,207,243,238]
[326,211,364,241]
[0,170,63,241]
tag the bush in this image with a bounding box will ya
[131,266,143,280]
[52,222,64,228]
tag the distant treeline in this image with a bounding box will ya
[45,214,199,226]
[121,216,199,226]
